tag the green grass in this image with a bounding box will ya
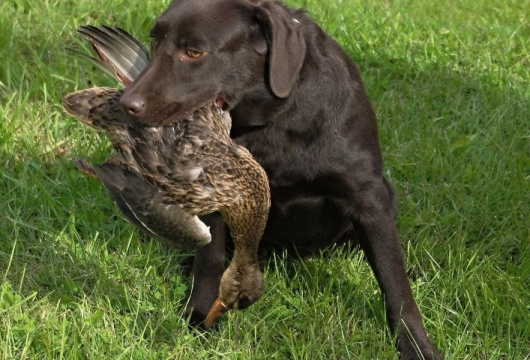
[1,0,529,358]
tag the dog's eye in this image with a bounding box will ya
[185,49,204,59]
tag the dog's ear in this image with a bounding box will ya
[255,1,306,98]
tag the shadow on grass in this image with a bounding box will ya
[0,149,193,338]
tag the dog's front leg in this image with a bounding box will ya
[186,212,227,327]
[357,178,442,360]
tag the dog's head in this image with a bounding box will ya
[120,0,306,126]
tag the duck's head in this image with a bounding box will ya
[204,260,263,329]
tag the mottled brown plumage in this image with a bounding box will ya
[63,25,271,326]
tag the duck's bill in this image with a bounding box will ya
[204,298,228,329]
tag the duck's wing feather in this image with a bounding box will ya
[75,159,211,249]
[75,25,149,86]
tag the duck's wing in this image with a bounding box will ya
[74,25,149,86]
[74,159,211,249]
[66,25,219,248]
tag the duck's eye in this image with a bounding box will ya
[185,49,204,59]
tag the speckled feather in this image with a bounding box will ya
[63,87,269,223]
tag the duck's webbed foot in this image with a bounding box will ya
[203,260,263,328]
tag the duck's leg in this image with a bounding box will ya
[186,212,227,327]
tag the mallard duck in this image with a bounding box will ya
[63,25,271,327]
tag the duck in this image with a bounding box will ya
[63,25,271,328]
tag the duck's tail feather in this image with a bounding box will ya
[63,87,126,132]
[73,25,149,87]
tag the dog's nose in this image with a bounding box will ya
[120,93,145,115]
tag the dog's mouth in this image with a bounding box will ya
[152,97,226,126]
[215,98,225,109]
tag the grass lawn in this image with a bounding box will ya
[1,0,528,358]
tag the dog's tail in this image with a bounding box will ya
[71,25,149,87]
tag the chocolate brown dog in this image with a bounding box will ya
[119,0,442,358]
